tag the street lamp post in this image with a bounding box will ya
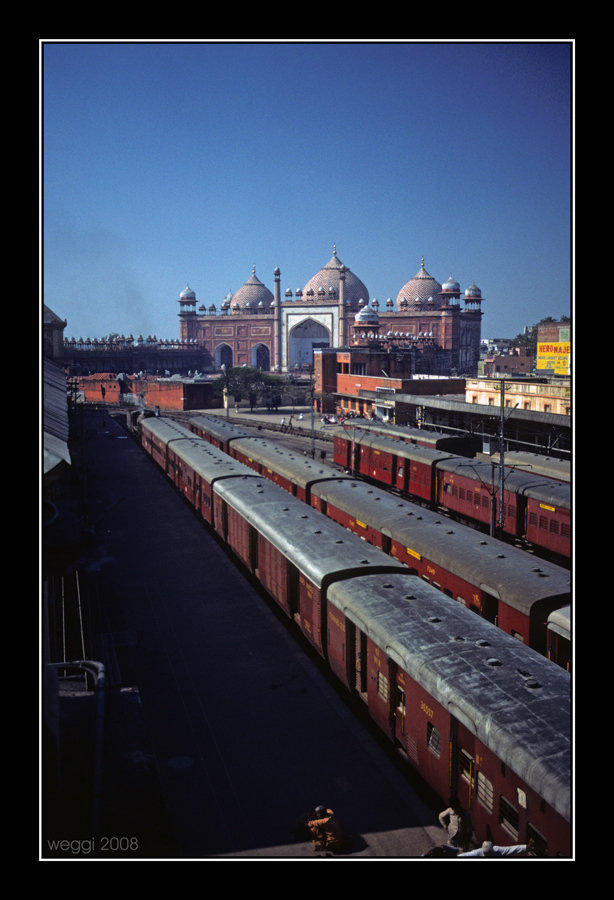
[221,364,230,419]
[310,375,315,459]
[496,379,519,534]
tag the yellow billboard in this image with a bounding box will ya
[536,342,571,375]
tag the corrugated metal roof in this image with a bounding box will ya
[358,389,570,428]
[43,359,71,476]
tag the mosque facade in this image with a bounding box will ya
[178,247,484,376]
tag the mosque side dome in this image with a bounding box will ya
[396,258,443,309]
[231,266,274,309]
[465,282,482,299]
[302,245,369,310]
[180,285,196,299]
[354,305,379,326]
[442,275,460,293]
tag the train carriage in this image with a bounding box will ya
[333,427,571,563]
[225,437,348,502]
[174,420,572,665]
[136,415,572,856]
[524,481,572,561]
[326,575,571,857]
[341,421,481,456]
[310,478,571,659]
[140,416,202,481]
[188,414,257,451]
[141,417,260,524]
[211,476,407,657]
[337,431,455,500]
[434,456,540,538]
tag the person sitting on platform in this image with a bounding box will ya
[306,806,345,852]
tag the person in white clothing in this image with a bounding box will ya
[458,838,534,858]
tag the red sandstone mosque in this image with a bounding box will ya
[177,247,483,375]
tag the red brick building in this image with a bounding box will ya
[314,345,466,420]
[74,373,221,412]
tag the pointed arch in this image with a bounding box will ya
[288,318,330,369]
[250,343,270,371]
[215,343,233,368]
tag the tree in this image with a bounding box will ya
[215,366,273,411]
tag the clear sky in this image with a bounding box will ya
[42,39,572,343]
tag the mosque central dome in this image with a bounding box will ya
[302,245,369,311]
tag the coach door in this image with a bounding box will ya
[354,627,368,702]
[478,589,499,626]
[449,717,476,813]
[394,667,407,747]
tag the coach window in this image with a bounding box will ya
[499,796,520,841]
[476,771,494,814]
[377,670,389,702]
[526,824,548,858]
[459,749,474,789]
[396,685,406,730]
[426,722,441,759]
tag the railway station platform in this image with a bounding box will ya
[43,407,448,861]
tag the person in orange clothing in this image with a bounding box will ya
[306,806,345,852]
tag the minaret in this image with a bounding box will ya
[273,266,282,371]
[338,263,346,347]
[178,285,197,341]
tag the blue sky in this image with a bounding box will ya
[42,40,572,342]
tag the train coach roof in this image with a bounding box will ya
[189,414,257,444]
[311,481,571,613]
[522,479,571,509]
[435,456,551,492]
[490,451,571,483]
[173,437,262,484]
[143,417,260,483]
[230,437,353,491]
[340,422,444,446]
[327,574,571,822]
[547,605,571,639]
[352,432,456,464]
[212,477,407,587]
[142,416,198,443]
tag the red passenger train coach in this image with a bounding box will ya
[186,414,572,669]
[333,428,571,564]
[141,418,572,857]
[138,416,572,857]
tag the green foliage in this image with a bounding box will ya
[216,367,285,411]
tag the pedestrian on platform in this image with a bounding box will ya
[438,797,472,851]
